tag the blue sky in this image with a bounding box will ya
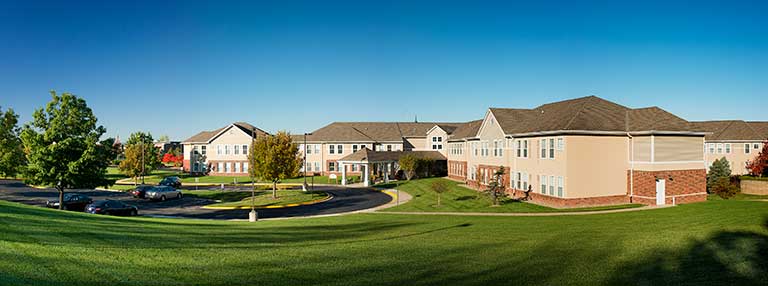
[1,1,766,141]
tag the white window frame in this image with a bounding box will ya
[540,139,547,159]
[234,162,240,173]
[708,143,715,154]
[557,176,564,197]
[716,143,723,154]
[329,145,335,154]
[337,145,343,154]
[745,143,751,154]
[234,145,240,155]
[306,144,312,154]
[549,138,555,159]
[557,138,564,151]
[549,175,555,196]
[217,162,223,172]
[725,143,731,154]
[540,175,547,194]
[217,145,222,155]
[225,162,231,173]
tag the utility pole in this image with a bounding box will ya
[141,138,145,184]
[303,133,308,192]
[249,127,257,222]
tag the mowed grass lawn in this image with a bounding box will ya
[380,178,643,213]
[184,190,329,208]
[1,199,767,286]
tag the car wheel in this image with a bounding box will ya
[177,193,182,199]
[160,196,166,202]
[131,210,138,216]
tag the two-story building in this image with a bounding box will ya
[446,96,709,207]
[691,120,768,175]
[181,122,269,176]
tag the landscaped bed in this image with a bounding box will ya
[108,167,359,185]
[379,178,643,213]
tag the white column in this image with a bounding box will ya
[363,163,370,187]
[383,162,389,183]
[341,162,347,186]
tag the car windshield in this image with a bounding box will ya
[63,194,75,200]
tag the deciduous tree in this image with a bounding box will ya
[248,131,301,198]
[21,91,113,209]
[746,140,768,177]
[431,180,450,207]
[119,132,161,182]
[399,154,418,180]
[483,166,506,206]
[0,106,25,178]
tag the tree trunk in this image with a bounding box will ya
[57,186,65,210]
[437,193,441,207]
[272,181,277,199]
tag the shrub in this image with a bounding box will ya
[430,180,450,207]
[711,177,739,199]
[706,158,731,194]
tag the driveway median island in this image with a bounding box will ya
[186,190,332,210]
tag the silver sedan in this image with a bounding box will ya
[145,186,183,201]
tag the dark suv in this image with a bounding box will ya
[159,176,182,188]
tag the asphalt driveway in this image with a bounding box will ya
[0,180,392,220]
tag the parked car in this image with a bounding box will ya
[145,186,183,201]
[130,185,155,199]
[159,176,182,188]
[46,193,93,211]
[85,200,138,216]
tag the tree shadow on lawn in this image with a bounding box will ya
[607,220,768,285]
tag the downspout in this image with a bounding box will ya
[627,132,634,203]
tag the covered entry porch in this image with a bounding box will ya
[337,148,446,187]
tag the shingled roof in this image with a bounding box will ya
[447,120,483,141]
[490,96,701,136]
[691,120,768,141]
[302,122,463,142]
[182,122,269,143]
[338,148,446,162]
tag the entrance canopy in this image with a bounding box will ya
[337,148,446,187]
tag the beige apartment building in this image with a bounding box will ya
[691,121,768,175]
[446,96,709,207]
[181,122,269,176]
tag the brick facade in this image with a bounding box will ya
[627,169,707,206]
[447,160,468,181]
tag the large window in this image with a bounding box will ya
[745,143,751,154]
[716,143,723,154]
[234,162,240,173]
[242,145,247,155]
[217,145,222,155]
[549,138,555,158]
[725,143,731,154]
[224,145,230,155]
[225,162,231,173]
[306,144,312,154]
[387,145,392,151]
[523,173,529,190]
[234,145,240,155]
[353,145,358,153]
[217,162,223,172]
[708,143,715,154]
[337,145,343,154]
[493,141,499,157]
[329,145,335,154]
[540,175,547,194]
[243,162,248,173]
[557,176,564,197]
[314,162,320,172]
[549,176,555,196]
[523,140,528,157]
[516,172,522,190]
[201,146,206,155]
[516,140,521,157]
[540,139,546,159]
[329,162,336,172]
[557,138,564,151]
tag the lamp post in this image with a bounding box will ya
[249,127,257,222]
[302,132,311,191]
[141,138,145,184]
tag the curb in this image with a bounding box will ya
[201,192,333,210]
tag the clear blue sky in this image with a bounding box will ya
[2,1,766,141]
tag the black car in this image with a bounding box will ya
[159,176,182,188]
[85,200,138,216]
[130,185,155,199]
[46,193,93,211]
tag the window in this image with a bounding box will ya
[472,142,478,156]
[725,143,731,154]
[193,162,199,172]
[516,172,522,189]
[352,164,358,172]
[708,143,715,154]
[540,175,547,194]
[193,146,198,155]
[716,143,723,154]
[470,166,476,180]
[234,145,240,155]
[314,162,319,172]
[523,140,528,158]
[305,162,311,172]
[329,145,335,154]
[225,162,231,173]
[242,145,247,155]
[516,140,521,157]
[540,139,546,158]
[234,162,240,173]
[353,145,358,153]
[329,162,336,172]
[549,176,555,196]
[243,162,248,173]
[306,144,312,154]
[755,144,761,150]
[217,162,223,172]
[224,145,230,155]
[201,146,206,155]
[549,138,555,158]
[337,145,343,154]
[493,141,499,157]
[745,143,751,154]
[557,176,563,197]
[557,138,564,151]
[523,173,529,190]
[387,145,392,151]
[217,145,222,155]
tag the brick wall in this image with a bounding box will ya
[627,169,707,206]
[447,160,468,181]
[182,160,190,172]
[513,192,630,208]
[741,179,768,195]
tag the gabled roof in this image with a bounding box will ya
[303,122,462,142]
[490,96,700,136]
[182,122,269,144]
[691,120,768,141]
[338,147,446,162]
[447,120,483,141]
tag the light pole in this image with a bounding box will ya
[249,127,257,222]
[141,138,145,184]
[302,132,311,191]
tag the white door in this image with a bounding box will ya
[656,179,666,205]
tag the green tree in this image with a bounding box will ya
[431,180,450,207]
[418,158,435,178]
[0,106,25,178]
[483,166,506,206]
[21,91,113,209]
[399,154,418,180]
[119,132,161,182]
[157,134,170,143]
[248,131,301,198]
[707,157,732,193]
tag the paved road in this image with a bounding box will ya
[0,180,392,220]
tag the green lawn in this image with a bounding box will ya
[0,199,766,285]
[380,178,642,213]
[183,190,328,208]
